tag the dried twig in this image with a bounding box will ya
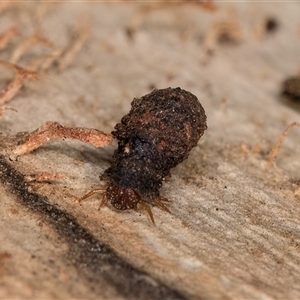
[268,122,300,167]
[8,121,114,160]
[0,60,39,105]
[0,27,19,51]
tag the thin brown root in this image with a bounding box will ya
[0,106,17,118]
[0,27,19,50]
[10,32,53,64]
[138,203,155,224]
[27,48,64,71]
[24,172,65,183]
[58,23,91,71]
[0,60,39,105]
[268,122,300,167]
[153,199,171,213]
[8,121,114,160]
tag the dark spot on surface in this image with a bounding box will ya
[281,76,300,107]
[148,83,157,90]
[125,27,135,41]
[265,17,279,33]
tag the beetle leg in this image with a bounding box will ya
[98,193,108,210]
[159,197,172,203]
[153,199,171,213]
[78,188,105,202]
[138,202,155,224]
[78,188,108,211]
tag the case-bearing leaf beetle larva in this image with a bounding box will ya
[81,87,207,223]
[9,87,207,223]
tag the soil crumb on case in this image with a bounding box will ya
[102,87,207,215]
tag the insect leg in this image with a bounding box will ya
[153,199,171,213]
[78,188,108,211]
[138,202,155,224]
[159,197,172,203]
[78,188,105,202]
